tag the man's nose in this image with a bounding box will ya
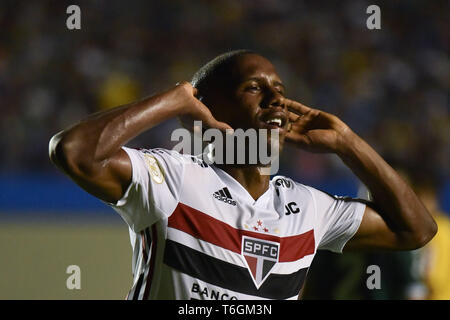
[264,89,284,109]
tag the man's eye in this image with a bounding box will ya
[248,86,260,91]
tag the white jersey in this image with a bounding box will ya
[109,147,365,300]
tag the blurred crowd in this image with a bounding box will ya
[0,0,448,300]
[303,174,450,300]
[0,0,448,184]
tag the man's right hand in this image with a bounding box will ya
[174,81,233,132]
[49,81,231,204]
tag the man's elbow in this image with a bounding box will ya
[49,131,66,169]
[407,220,438,250]
[419,220,438,247]
[48,131,87,176]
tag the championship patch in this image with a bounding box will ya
[241,236,279,289]
[143,154,164,184]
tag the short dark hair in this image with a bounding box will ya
[191,49,254,100]
[179,50,255,132]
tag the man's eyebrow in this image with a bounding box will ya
[273,80,285,90]
[243,77,285,90]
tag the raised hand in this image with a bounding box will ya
[284,99,351,154]
[175,81,233,132]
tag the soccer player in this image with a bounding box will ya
[49,50,437,300]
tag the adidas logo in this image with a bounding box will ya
[213,187,237,206]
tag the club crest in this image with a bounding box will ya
[241,236,280,289]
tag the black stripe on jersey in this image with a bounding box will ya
[129,272,145,300]
[223,187,232,198]
[314,187,375,209]
[142,225,158,300]
[141,229,150,262]
[139,227,152,299]
[128,227,154,300]
[190,156,208,168]
[144,227,152,257]
[163,239,308,299]
[218,189,226,197]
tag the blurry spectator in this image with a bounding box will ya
[409,174,450,300]
[302,182,422,300]
[0,0,447,300]
[302,250,420,300]
[97,72,141,110]
[0,0,447,183]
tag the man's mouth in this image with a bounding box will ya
[264,117,283,127]
[260,111,288,129]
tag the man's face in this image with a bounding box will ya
[208,53,289,146]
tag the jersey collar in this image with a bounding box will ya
[210,164,274,208]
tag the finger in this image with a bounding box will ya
[176,81,198,98]
[201,115,234,132]
[289,112,312,130]
[192,118,234,135]
[285,131,311,146]
[289,107,321,129]
[288,111,301,123]
[192,87,201,99]
[289,122,309,134]
[212,120,234,133]
[176,80,190,88]
[285,99,312,115]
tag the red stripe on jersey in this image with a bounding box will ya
[168,202,315,262]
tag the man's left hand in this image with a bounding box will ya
[284,99,352,154]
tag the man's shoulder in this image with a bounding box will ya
[271,175,356,200]
[271,175,315,197]
[130,147,211,169]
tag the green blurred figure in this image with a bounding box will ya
[302,178,424,300]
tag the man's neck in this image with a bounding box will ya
[218,164,270,201]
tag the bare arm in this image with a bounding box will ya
[337,131,437,250]
[49,82,231,203]
[285,99,437,250]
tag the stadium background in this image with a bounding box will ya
[0,0,448,299]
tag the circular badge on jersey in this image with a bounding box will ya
[143,154,165,184]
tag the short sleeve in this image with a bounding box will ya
[307,187,366,253]
[108,147,185,232]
